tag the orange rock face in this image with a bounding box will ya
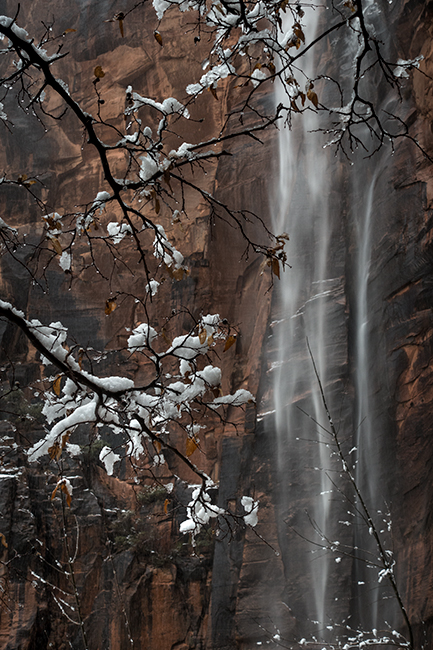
[1,0,433,649]
[0,0,275,648]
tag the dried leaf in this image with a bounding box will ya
[50,237,63,255]
[63,28,77,35]
[199,329,207,345]
[17,174,27,183]
[154,197,160,215]
[53,375,62,397]
[293,24,305,43]
[94,66,105,79]
[266,61,276,76]
[105,298,117,315]
[207,334,214,346]
[171,267,184,281]
[154,440,162,453]
[48,442,62,461]
[61,483,72,507]
[224,335,236,352]
[290,100,300,113]
[186,437,198,457]
[154,30,163,46]
[272,258,280,279]
[61,432,70,450]
[51,484,60,501]
[118,19,124,37]
[307,89,319,108]
[0,533,7,549]
[209,86,218,101]
[164,498,169,514]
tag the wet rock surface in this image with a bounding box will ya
[0,0,433,649]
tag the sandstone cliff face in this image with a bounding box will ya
[0,0,274,648]
[0,0,433,649]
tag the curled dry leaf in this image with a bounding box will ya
[51,481,72,507]
[272,258,280,279]
[105,298,117,315]
[48,442,62,460]
[224,334,236,352]
[94,66,105,79]
[186,437,198,457]
[154,30,163,46]
[53,375,62,397]
[307,88,319,108]
[50,237,63,255]
[209,86,219,101]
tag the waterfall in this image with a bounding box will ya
[270,0,402,644]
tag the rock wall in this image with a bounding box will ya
[0,0,433,649]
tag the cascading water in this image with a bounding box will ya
[270,0,405,644]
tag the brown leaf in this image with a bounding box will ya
[224,335,236,352]
[17,174,27,183]
[171,267,184,281]
[105,298,117,315]
[60,483,72,507]
[154,196,160,215]
[51,483,60,501]
[53,375,62,397]
[164,498,169,514]
[186,437,198,457]
[307,89,319,108]
[272,258,280,279]
[61,432,71,450]
[0,533,7,549]
[94,66,105,79]
[154,440,162,453]
[154,30,163,46]
[48,442,62,461]
[63,28,77,35]
[207,334,214,346]
[290,100,300,113]
[293,24,305,43]
[118,19,124,37]
[209,86,218,101]
[266,61,276,76]
[199,329,207,345]
[50,237,63,255]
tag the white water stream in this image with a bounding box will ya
[271,0,399,643]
